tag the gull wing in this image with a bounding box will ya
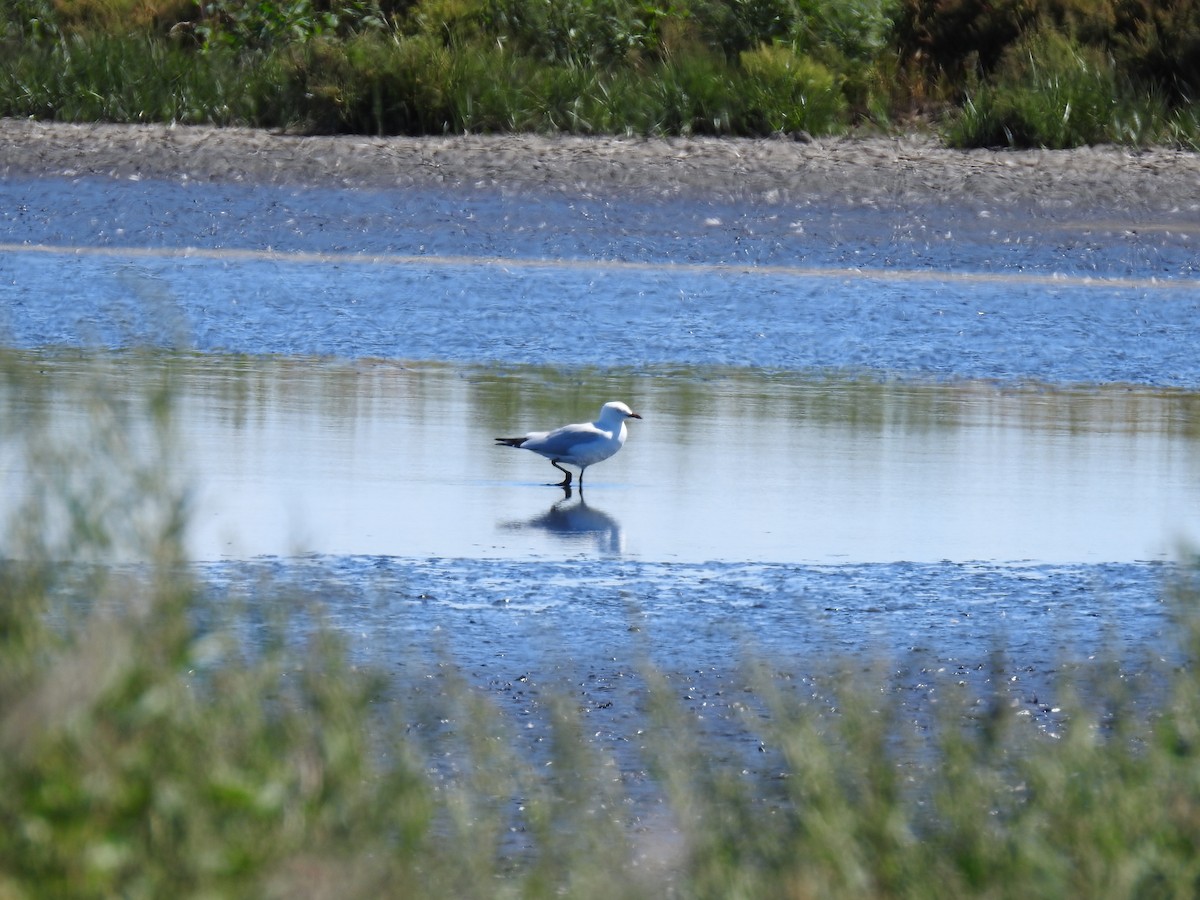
[522,422,604,456]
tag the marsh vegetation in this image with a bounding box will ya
[1,0,1199,147]
[3,350,1200,897]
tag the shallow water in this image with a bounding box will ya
[2,175,1199,384]
[3,170,1199,781]
[200,554,1181,751]
[5,354,1198,564]
[2,350,1194,754]
[155,361,1200,563]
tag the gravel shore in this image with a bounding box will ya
[3,118,1200,219]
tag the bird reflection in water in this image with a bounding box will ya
[499,487,624,555]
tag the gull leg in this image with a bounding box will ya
[550,459,573,487]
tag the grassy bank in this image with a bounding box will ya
[1,0,1198,147]
[4,351,1200,897]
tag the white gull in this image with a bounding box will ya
[495,401,642,488]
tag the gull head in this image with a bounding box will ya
[600,401,642,423]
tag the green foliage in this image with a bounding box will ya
[892,0,1039,85]
[647,52,739,134]
[682,0,898,63]
[197,0,341,48]
[739,42,846,134]
[0,32,283,124]
[946,26,1166,148]
[793,0,900,62]
[280,34,747,135]
[280,31,456,133]
[481,0,667,67]
[894,0,1200,114]
[0,0,61,41]
[1107,0,1200,106]
[192,0,404,50]
[1166,104,1200,151]
[5,350,1200,896]
[0,354,431,897]
[649,643,1200,898]
[689,0,798,58]
[2,0,1200,142]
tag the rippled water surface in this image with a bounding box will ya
[2,174,1199,383]
[3,170,1199,741]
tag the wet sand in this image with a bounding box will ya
[3,118,1199,217]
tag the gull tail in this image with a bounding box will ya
[495,437,527,448]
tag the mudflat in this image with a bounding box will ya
[3,118,1199,218]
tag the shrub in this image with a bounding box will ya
[1107,0,1200,106]
[646,52,739,135]
[3,0,1197,142]
[739,42,846,134]
[692,0,799,58]
[481,0,666,67]
[1165,103,1200,150]
[892,0,1039,86]
[51,0,199,34]
[0,33,273,124]
[945,25,1164,148]
[792,0,900,63]
[280,31,460,133]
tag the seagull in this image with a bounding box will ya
[495,401,642,488]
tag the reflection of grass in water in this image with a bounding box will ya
[4,349,1200,897]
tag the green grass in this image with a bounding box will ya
[945,26,1170,149]
[4,349,1200,897]
[0,34,284,126]
[2,0,1199,145]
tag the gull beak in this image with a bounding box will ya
[629,412,643,420]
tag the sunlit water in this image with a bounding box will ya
[2,174,1199,383]
[5,354,1197,564]
[163,360,1200,563]
[3,171,1200,752]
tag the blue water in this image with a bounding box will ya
[208,555,1175,676]
[196,555,1188,780]
[2,174,1199,385]
[4,251,1199,384]
[3,168,1198,754]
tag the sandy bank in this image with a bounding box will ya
[3,118,1199,218]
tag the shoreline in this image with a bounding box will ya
[4,118,1200,217]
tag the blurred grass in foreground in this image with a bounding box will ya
[3,349,1200,898]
